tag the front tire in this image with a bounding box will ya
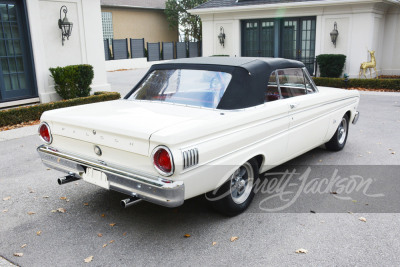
[206,158,259,216]
[325,114,349,151]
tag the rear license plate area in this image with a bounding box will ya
[82,168,109,189]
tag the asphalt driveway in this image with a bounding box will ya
[0,69,399,266]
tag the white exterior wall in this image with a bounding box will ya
[381,7,400,75]
[192,0,400,78]
[27,0,110,103]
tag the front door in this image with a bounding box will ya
[242,17,316,75]
[243,19,275,58]
[281,18,316,74]
[0,1,36,103]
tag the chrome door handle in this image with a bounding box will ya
[290,103,299,109]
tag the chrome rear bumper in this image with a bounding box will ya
[37,145,184,208]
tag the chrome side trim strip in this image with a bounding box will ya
[181,96,359,150]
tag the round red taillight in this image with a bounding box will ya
[152,146,174,176]
[38,122,52,144]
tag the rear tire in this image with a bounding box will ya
[325,114,349,151]
[206,158,259,217]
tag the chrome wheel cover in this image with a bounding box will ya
[337,117,348,145]
[230,162,254,204]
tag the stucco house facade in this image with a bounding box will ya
[190,0,400,77]
[100,0,178,44]
[0,0,110,108]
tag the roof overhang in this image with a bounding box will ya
[101,5,165,10]
[189,0,400,15]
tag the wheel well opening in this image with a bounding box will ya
[345,110,351,120]
[252,155,264,171]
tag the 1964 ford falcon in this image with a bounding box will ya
[37,57,360,216]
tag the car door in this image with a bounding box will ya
[260,70,291,168]
[276,68,330,158]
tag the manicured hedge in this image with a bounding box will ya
[49,64,94,99]
[0,92,121,127]
[313,77,400,91]
[316,54,346,78]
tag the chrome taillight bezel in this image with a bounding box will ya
[38,122,52,144]
[151,145,174,177]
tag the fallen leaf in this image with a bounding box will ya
[101,214,105,217]
[27,212,36,215]
[230,236,238,242]
[102,244,107,248]
[109,240,115,244]
[3,196,11,201]
[51,210,57,213]
[46,168,51,170]
[109,223,116,227]
[123,232,127,236]
[184,234,191,238]
[36,231,42,236]
[97,233,103,237]
[391,151,396,155]
[2,209,8,213]
[13,253,23,257]
[21,244,27,248]
[295,248,308,254]
[212,242,217,246]
[84,256,93,263]
[57,208,66,213]
[60,197,67,200]
[43,196,49,198]
[84,203,89,206]
[359,217,367,222]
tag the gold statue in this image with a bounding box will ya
[359,50,377,78]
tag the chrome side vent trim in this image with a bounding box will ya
[182,148,199,170]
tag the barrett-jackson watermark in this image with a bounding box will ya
[206,167,384,212]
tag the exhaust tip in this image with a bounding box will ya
[120,197,142,208]
[58,174,79,185]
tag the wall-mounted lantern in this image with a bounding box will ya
[58,5,73,46]
[330,22,338,48]
[218,26,225,47]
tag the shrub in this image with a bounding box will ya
[313,77,400,90]
[49,64,94,99]
[0,92,121,127]
[316,54,346,78]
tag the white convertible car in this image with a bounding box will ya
[37,57,360,216]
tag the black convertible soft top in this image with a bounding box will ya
[125,57,305,110]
